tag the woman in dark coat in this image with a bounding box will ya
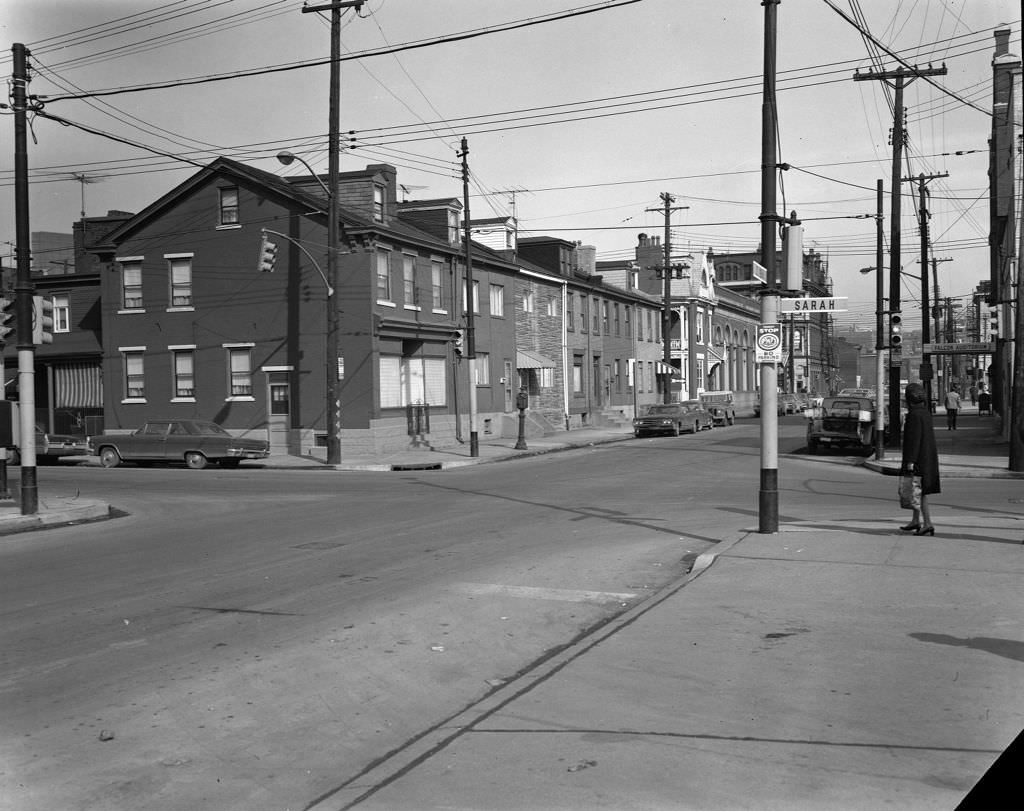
[900,382,940,535]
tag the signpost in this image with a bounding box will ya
[756,324,782,364]
[924,342,995,355]
[779,296,848,314]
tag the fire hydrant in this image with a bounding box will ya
[515,388,529,450]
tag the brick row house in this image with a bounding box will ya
[7,157,674,456]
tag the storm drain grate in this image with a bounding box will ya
[391,462,443,471]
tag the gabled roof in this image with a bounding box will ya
[94,157,449,252]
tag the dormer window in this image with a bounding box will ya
[447,208,460,243]
[373,184,385,222]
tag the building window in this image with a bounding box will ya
[447,208,459,243]
[168,256,192,307]
[462,279,480,314]
[603,300,611,333]
[580,296,588,332]
[227,347,253,397]
[122,349,146,400]
[522,288,535,313]
[572,357,584,394]
[624,306,632,338]
[379,356,447,407]
[121,261,143,310]
[546,297,558,317]
[489,284,504,317]
[403,255,418,308]
[593,298,601,333]
[566,293,575,331]
[373,184,385,222]
[172,349,195,398]
[219,187,239,225]
[637,308,643,341]
[431,260,445,311]
[474,352,490,385]
[539,367,554,388]
[376,250,392,302]
[53,293,70,333]
[613,303,620,335]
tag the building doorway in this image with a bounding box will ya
[266,370,291,453]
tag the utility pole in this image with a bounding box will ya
[905,172,948,411]
[646,193,688,404]
[11,43,38,515]
[758,0,781,533]
[301,0,364,465]
[930,255,953,397]
[873,179,885,461]
[458,138,478,456]
[855,62,947,444]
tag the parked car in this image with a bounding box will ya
[805,395,886,454]
[90,419,270,469]
[7,426,89,466]
[700,390,736,426]
[633,401,712,437]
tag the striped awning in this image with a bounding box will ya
[654,361,677,374]
[516,349,556,369]
[55,362,103,408]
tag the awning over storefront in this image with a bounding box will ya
[55,362,103,408]
[516,349,556,369]
[654,360,676,374]
[706,346,725,372]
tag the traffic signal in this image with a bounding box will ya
[782,224,804,290]
[889,311,903,350]
[452,329,464,356]
[0,296,14,343]
[258,232,278,273]
[32,295,54,345]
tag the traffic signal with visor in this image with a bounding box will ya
[258,233,278,273]
[32,295,54,345]
[889,312,902,350]
[0,296,14,343]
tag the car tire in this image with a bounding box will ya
[99,447,121,468]
[671,423,680,437]
[184,451,208,470]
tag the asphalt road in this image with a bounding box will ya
[0,419,931,810]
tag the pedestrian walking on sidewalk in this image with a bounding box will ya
[944,386,962,430]
[900,382,939,536]
[969,384,978,406]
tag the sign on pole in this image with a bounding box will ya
[778,296,848,314]
[756,324,782,364]
[924,342,994,355]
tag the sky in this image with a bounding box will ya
[1,0,1021,334]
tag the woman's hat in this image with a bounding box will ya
[905,382,926,404]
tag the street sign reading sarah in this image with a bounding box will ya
[779,296,848,313]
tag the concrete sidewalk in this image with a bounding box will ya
[310,505,1024,811]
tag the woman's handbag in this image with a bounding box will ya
[899,474,921,510]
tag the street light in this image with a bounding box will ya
[277,149,341,465]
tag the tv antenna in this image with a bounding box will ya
[399,184,427,202]
[65,172,109,219]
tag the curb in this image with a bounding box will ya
[0,501,113,536]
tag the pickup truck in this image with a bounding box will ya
[805,395,884,453]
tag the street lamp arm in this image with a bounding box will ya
[277,150,331,200]
[261,228,334,296]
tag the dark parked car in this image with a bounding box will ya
[633,401,712,437]
[90,420,270,469]
[7,426,89,465]
[805,396,886,453]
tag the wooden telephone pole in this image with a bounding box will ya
[646,193,688,404]
[855,63,947,443]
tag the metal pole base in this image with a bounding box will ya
[758,468,778,533]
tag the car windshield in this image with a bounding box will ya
[645,405,680,415]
